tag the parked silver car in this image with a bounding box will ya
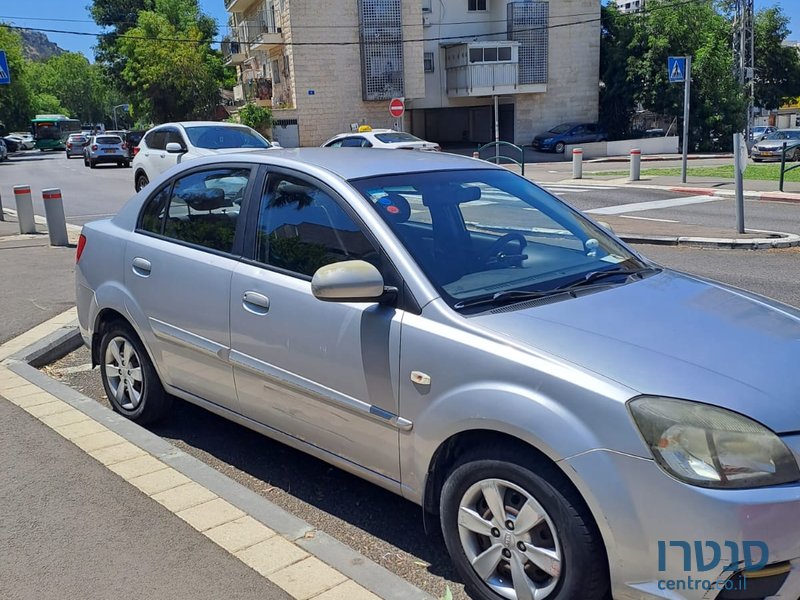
[751,129,800,162]
[76,149,800,600]
[84,134,130,168]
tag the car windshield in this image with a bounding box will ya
[375,132,423,143]
[184,125,271,149]
[350,169,645,309]
[96,136,122,144]
[752,127,768,134]
[764,130,800,141]
[548,124,573,134]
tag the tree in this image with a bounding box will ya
[600,5,637,139]
[600,0,746,151]
[753,8,800,110]
[0,26,33,131]
[100,0,225,123]
[26,53,112,124]
[238,103,273,133]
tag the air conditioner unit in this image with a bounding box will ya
[422,15,431,27]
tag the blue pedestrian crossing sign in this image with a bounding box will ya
[0,51,10,85]
[668,56,686,83]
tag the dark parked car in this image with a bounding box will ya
[2,136,20,153]
[124,130,145,159]
[532,123,608,153]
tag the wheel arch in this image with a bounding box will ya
[420,427,614,583]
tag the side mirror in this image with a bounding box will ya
[311,260,395,303]
[166,142,186,154]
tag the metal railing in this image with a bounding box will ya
[476,141,525,176]
[779,141,800,192]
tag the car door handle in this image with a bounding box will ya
[132,257,152,277]
[242,291,270,314]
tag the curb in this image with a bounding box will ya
[584,154,733,164]
[617,230,800,249]
[0,315,436,600]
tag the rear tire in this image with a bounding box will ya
[99,322,172,425]
[135,172,149,192]
[440,447,609,600]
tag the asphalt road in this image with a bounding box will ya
[8,148,800,599]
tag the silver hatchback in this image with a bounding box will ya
[76,149,800,600]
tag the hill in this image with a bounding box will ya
[19,29,65,62]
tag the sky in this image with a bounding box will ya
[1,0,798,59]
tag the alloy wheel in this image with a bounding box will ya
[103,336,144,411]
[457,478,562,600]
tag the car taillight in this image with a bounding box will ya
[133,146,140,156]
[67,143,72,148]
[91,145,98,151]
[76,234,87,263]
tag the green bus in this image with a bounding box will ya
[31,114,82,151]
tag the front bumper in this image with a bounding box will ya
[750,149,783,160]
[564,439,800,600]
[532,140,555,151]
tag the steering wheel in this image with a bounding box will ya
[482,233,528,267]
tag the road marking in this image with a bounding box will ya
[618,215,681,223]
[586,194,721,215]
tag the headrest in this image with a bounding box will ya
[376,192,411,224]
[180,187,231,211]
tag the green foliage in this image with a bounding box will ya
[754,8,800,110]
[599,0,800,151]
[99,0,226,123]
[31,93,67,115]
[0,26,33,130]
[238,103,273,132]
[26,53,112,124]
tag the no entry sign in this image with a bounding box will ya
[389,98,405,118]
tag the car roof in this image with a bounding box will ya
[150,121,248,130]
[188,148,498,180]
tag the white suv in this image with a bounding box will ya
[132,121,275,191]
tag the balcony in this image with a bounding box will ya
[222,38,246,66]
[445,42,533,97]
[224,0,261,15]
[238,8,281,52]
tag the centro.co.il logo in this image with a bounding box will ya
[657,539,768,593]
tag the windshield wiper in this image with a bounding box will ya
[555,266,661,291]
[453,288,568,311]
[452,266,661,311]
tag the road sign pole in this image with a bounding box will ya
[681,56,692,184]
[733,133,745,233]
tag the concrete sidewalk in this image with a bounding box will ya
[0,209,432,600]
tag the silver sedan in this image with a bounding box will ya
[76,149,800,600]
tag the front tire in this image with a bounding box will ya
[440,449,608,600]
[99,323,172,425]
[554,142,565,154]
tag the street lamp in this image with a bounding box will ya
[113,104,130,130]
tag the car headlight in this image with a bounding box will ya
[629,397,800,489]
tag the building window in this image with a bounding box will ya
[468,0,487,11]
[358,0,404,101]
[508,1,548,84]
[271,60,281,83]
[468,45,513,63]
[424,52,435,72]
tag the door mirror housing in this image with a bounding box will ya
[312,260,396,304]
[166,142,186,154]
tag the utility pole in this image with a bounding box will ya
[733,0,754,146]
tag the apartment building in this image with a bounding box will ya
[222,0,599,148]
[614,0,644,14]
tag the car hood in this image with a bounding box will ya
[534,132,559,141]
[756,140,797,150]
[472,270,800,433]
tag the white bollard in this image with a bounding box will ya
[42,188,69,247]
[13,185,36,234]
[572,148,583,179]
[629,149,641,181]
